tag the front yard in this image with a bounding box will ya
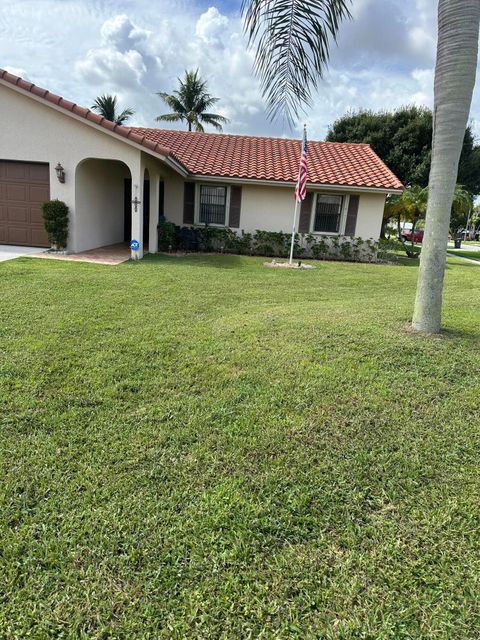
[448,249,480,262]
[1,254,479,638]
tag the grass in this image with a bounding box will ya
[1,254,480,639]
[447,249,480,262]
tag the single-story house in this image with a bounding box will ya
[0,68,403,259]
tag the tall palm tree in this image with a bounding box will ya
[91,95,134,125]
[412,1,480,332]
[242,0,480,333]
[156,69,229,132]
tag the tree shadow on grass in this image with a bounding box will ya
[402,321,480,342]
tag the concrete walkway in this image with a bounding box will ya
[0,245,47,262]
[447,252,480,265]
[29,243,131,266]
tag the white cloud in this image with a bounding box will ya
[76,48,148,89]
[195,7,229,46]
[100,14,150,52]
[0,0,479,142]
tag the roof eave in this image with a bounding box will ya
[0,73,189,176]
[190,173,403,194]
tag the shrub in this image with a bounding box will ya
[352,237,364,261]
[157,220,177,251]
[230,231,253,255]
[197,225,234,252]
[42,199,69,249]
[340,240,352,260]
[161,225,379,263]
[310,238,328,260]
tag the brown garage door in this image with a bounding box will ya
[0,161,50,247]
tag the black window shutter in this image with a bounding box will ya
[183,182,195,224]
[228,186,242,228]
[298,192,313,233]
[345,195,359,236]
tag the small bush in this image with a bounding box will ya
[158,220,177,251]
[42,199,69,249]
[340,240,352,260]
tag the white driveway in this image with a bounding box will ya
[0,245,46,262]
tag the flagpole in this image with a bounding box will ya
[289,124,307,264]
[289,198,300,264]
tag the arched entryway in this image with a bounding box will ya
[74,158,131,254]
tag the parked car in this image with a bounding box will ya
[401,229,424,243]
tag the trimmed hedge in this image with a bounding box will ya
[158,223,382,263]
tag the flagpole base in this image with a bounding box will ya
[264,260,315,270]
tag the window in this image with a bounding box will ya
[199,185,227,225]
[313,195,344,233]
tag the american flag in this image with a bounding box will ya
[294,126,308,203]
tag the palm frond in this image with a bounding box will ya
[199,113,230,131]
[157,93,186,115]
[155,113,185,123]
[242,0,352,123]
[91,94,134,124]
[115,108,135,125]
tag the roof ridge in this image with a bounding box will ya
[130,126,372,147]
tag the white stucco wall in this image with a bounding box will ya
[240,184,386,239]
[0,82,164,253]
[240,184,297,233]
[184,182,387,240]
[162,166,184,225]
[353,191,387,240]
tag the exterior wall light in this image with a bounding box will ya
[55,162,66,183]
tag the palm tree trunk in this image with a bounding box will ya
[412,0,480,333]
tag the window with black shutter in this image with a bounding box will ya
[199,185,227,225]
[313,195,344,233]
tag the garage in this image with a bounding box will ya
[0,161,50,247]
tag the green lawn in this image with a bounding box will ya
[447,249,480,262]
[1,254,480,639]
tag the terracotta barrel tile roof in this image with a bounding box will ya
[131,128,403,190]
[0,67,402,190]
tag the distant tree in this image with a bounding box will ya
[326,107,480,196]
[448,184,473,232]
[91,95,134,125]
[384,184,473,253]
[156,69,229,132]
[385,186,428,257]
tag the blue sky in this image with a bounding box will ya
[1,0,479,141]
